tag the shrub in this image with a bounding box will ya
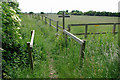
[2,2,28,78]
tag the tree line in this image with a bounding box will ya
[57,10,120,17]
[24,10,120,17]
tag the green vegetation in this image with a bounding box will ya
[44,14,119,78]
[57,10,69,15]
[2,2,119,78]
[2,2,27,79]
[12,14,51,78]
[57,10,119,17]
[52,33,118,78]
[12,14,119,78]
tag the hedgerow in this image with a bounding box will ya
[2,2,28,78]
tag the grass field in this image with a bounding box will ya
[45,14,118,38]
[11,14,119,78]
[46,14,118,24]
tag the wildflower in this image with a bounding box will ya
[12,14,21,22]
[17,27,20,29]
[16,31,18,34]
[0,48,4,51]
[50,73,53,75]
[95,25,99,27]
[19,37,22,39]
[16,15,21,22]
[10,7,16,13]
[18,34,21,36]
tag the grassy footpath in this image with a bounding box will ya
[13,14,58,78]
[13,14,119,78]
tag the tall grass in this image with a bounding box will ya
[12,14,54,78]
[52,33,118,78]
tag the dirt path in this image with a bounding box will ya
[47,52,58,78]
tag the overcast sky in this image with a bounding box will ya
[17,0,120,13]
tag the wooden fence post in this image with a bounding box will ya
[39,14,40,20]
[38,14,40,20]
[112,23,116,34]
[56,21,58,32]
[35,14,36,19]
[80,40,86,58]
[79,40,86,67]
[27,42,33,70]
[68,25,70,32]
[45,17,47,24]
[62,12,65,35]
[49,19,51,27]
[33,14,35,18]
[34,14,36,19]
[63,12,65,29]
[85,24,88,38]
[65,29,68,48]
[31,30,33,36]
[42,16,43,20]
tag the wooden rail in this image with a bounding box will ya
[63,29,86,59]
[51,18,57,22]
[63,30,84,45]
[27,30,35,70]
[73,32,118,35]
[58,25,63,29]
[68,23,120,38]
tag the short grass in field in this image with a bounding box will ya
[44,14,118,34]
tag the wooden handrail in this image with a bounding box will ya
[58,25,63,29]
[63,30,84,45]
[50,19,57,22]
[40,15,85,45]
[30,30,35,48]
[27,30,35,70]
[51,24,57,29]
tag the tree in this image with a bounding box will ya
[57,11,63,15]
[71,10,83,15]
[84,10,96,16]
[40,12,44,14]
[29,11,34,14]
[70,10,119,17]
[65,10,69,14]
[66,10,68,13]
[79,11,83,15]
